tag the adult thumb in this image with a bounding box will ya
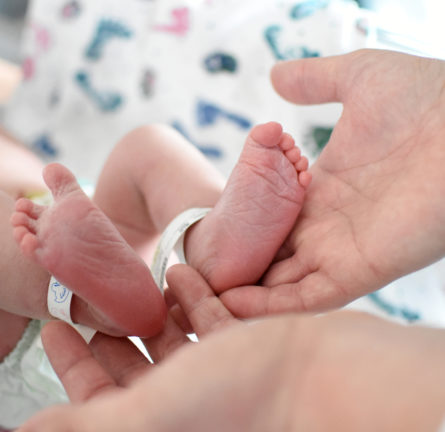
[270,52,355,105]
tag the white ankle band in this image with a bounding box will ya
[47,276,96,343]
[151,207,212,291]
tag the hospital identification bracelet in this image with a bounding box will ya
[150,207,212,291]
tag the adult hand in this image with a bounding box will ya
[222,49,445,316]
[18,265,445,432]
[18,265,294,432]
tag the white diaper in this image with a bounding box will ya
[0,320,68,429]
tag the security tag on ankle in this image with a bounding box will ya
[47,276,96,343]
[151,207,212,291]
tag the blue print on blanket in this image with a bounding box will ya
[171,121,223,159]
[197,100,252,130]
[204,52,238,74]
[367,292,421,322]
[32,134,58,157]
[75,71,123,112]
[264,25,320,60]
[85,18,133,60]
[289,0,329,20]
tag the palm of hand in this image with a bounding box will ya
[223,50,445,315]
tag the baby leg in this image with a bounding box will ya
[0,191,51,318]
[0,309,30,361]
[93,124,225,262]
[0,191,50,357]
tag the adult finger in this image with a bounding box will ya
[169,302,194,334]
[166,264,238,337]
[88,332,151,387]
[142,313,190,363]
[41,321,118,401]
[165,286,194,333]
[270,51,362,105]
[220,272,351,318]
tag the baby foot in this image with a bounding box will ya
[186,122,311,292]
[10,163,166,336]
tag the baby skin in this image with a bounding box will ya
[10,122,310,336]
[11,165,167,337]
[186,122,311,292]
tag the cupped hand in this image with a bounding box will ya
[222,49,445,316]
[17,265,295,432]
